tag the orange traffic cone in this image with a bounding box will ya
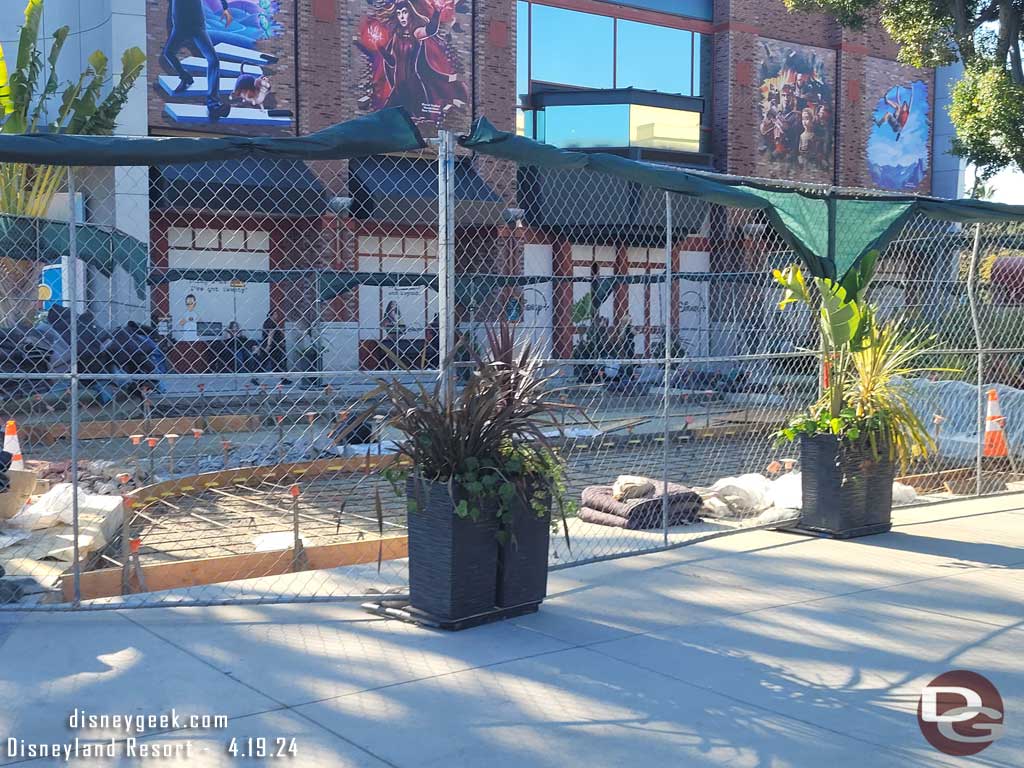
[984,389,1009,458]
[3,420,24,470]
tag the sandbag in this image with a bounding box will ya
[701,473,774,518]
[770,472,802,510]
[7,483,76,529]
[892,481,918,505]
[612,475,655,501]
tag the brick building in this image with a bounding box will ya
[133,0,938,372]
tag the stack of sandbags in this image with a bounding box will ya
[5,483,124,561]
[578,476,703,530]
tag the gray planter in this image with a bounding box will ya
[797,433,894,538]
[496,487,551,608]
[406,477,500,621]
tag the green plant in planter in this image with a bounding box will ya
[772,255,942,466]
[369,321,579,545]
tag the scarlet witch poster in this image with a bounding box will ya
[355,0,469,127]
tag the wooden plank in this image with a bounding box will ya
[128,454,406,506]
[62,535,408,602]
[895,467,974,493]
[23,414,262,445]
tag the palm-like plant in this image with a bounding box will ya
[0,0,145,326]
[844,310,938,465]
[774,256,944,468]
[0,0,146,218]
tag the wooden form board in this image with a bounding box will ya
[23,414,261,445]
[62,535,408,602]
[127,454,404,506]
[895,467,974,493]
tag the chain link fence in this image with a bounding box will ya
[0,132,1019,610]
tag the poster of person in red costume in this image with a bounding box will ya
[355,0,469,130]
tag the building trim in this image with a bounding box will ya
[527,0,714,33]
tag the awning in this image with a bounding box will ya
[520,165,706,243]
[349,156,503,225]
[152,157,329,216]
[460,117,1024,288]
[0,215,148,298]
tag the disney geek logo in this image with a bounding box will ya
[917,671,1005,756]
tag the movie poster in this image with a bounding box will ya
[867,80,930,191]
[756,40,835,181]
[147,0,296,135]
[354,0,470,133]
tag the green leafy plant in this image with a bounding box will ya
[0,0,146,217]
[367,322,580,547]
[773,253,944,466]
[0,0,145,327]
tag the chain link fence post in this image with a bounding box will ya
[661,191,672,545]
[67,166,82,608]
[967,223,984,497]
[436,130,456,402]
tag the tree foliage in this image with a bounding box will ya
[0,0,146,217]
[0,0,145,326]
[784,0,1024,178]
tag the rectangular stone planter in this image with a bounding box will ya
[496,489,551,608]
[406,477,500,622]
[796,433,894,538]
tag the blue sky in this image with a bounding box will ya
[866,79,930,168]
[969,165,1024,203]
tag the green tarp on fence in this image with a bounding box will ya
[0,108,425,166]
[460,117,1024,283]
[0,215,148,297]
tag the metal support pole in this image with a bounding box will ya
[67,167,82,607]
[967,223,984,496]
[662,191,672,545]
[437,130,456,403]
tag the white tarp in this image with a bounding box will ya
[905,377,1024,461]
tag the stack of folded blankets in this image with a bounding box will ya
[578,478,703,530]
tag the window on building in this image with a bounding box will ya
[540,103,700,152]
[543,104,629,148]
[529,4,614,89]
[629,105,701,152]
[517,2,707,151]
[615,20,693,96]
[615,0,711,19]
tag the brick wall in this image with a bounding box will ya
[298,0,352,135]
[475,0,516,134]
[710,0,933,190]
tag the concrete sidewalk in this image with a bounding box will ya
[1,495,1021,767]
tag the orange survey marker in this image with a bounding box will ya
[984,389,1009,458]
[3,420,24,470]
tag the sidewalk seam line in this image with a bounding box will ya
[118,610,401,768]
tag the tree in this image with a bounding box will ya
[783,0,1024,181]
[0,0,146,217]
[0,0,145,325]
